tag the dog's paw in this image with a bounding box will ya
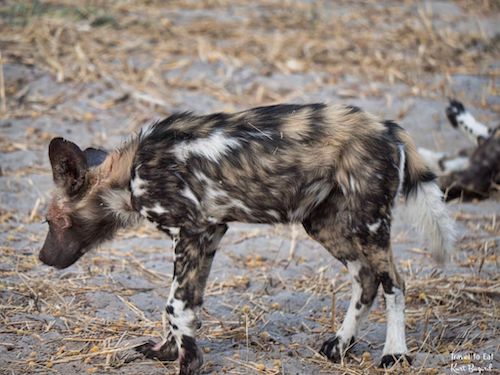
[379,353,413,368]
[320,335,353,362]
[179,339,203,375]
[135,338,178,361]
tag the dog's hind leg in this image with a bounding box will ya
[377,252,410,368]
[303,197,380,363]
[303,187,410,367]
[321,256,378,362]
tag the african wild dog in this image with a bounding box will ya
[418,100,499,200]
[39,103,455,375]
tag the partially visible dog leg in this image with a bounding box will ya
[137,224,227,374]
[319,259,378,362]
[136,334,178,362]
[136,228,181,361]
[418,100,492,178]
[377,255,411,368]
[418,148,470,174]
[167,224,227,375]
[439,127,500,201]
[440,156,470,173]
[446,99,490,144]
[303,198,379,363]
[418,148,448,173]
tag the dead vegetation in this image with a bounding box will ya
[0,217,498,374]
[1,0,499,119]
[0,0,499,374]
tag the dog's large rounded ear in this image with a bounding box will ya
[84,147,108,168]
[48,137,88,196]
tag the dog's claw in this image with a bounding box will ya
[379,353,413,368]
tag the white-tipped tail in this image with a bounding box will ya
[394,129,456,265]
[404,181,456,265]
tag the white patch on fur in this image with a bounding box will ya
[173,130,240,163]
[457,111,490,144]
[442,156,469,173]
[168,278,179,302]
[168,227,180,237]
[169,299,196,338]
[139,207,149,218]
[168,227,180,248]
[349,175,357,192]
[404,181,456,264]
[367,220,381,233]
[160,277,175,340]
[166,279,197,341]
[382,288,408,356]
[181,186,200,207]
[131,167,147,197]
[150,203,168,215]
[396,144,406,197]
[174,252,185,261]
[337,261,371,346]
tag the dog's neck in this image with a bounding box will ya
[94,136,142,227]
[97,136,140,189]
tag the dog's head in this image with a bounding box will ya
[39,138,112,269]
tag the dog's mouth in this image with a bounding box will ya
[39,249,83,269]
[39,232,85,269]
[39,247,84,269]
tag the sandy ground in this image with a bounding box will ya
[0,1,499,374]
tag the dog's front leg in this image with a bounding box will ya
[136,224,227,372]
[167,225,227,375]
[136,227,181,362]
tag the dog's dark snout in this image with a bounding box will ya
[38,250,47,264]
[39,247,53,266]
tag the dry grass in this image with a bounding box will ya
[1,0,498,120]
[0,215,498,374]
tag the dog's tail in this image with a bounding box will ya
[394,128,456,265]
